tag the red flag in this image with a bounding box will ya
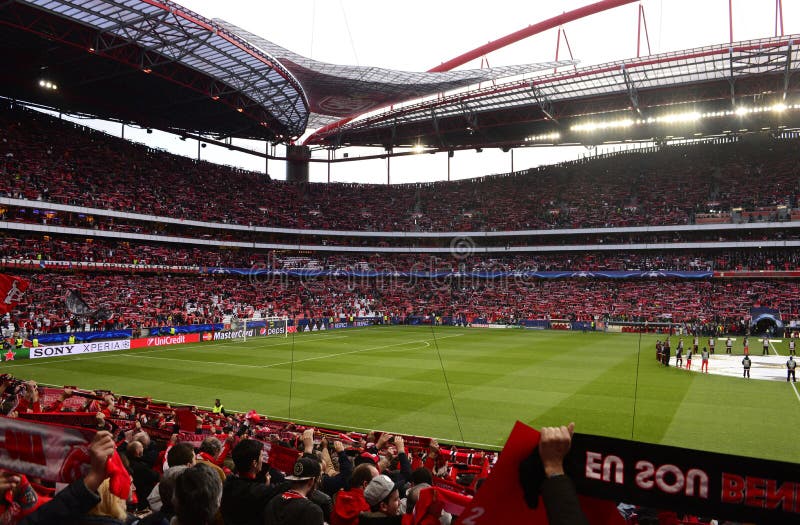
[457,421,624,525]
[413,487,472,524]
[0,417,131,499]
[106,450,131,499]
[0,274,29,314]
[478,456,490,480]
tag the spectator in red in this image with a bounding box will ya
[330,463,379,525]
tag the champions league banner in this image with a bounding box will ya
[208,268,713,280]
[462,421,800,524]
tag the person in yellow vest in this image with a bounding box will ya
[31,338,39,347]
[212,398,226,416]
[68,334,76,345]
[170,327,176,335]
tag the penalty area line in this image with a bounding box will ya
[125,334,458,369]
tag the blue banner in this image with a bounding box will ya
[35,330,133,345]
[520,320,550,329]
[148,324,223,336]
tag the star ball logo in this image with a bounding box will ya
[247,252,290,287]
[449,236,476,260]
[3,350,15,361]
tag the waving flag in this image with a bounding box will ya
[0,416,130,499]
[0,274,29,314]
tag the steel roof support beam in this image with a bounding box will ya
[429,0,638,72]
[728,47,737,107]
[783,41,793,100]
[26,0,308,138]
[621,66,641,116]
[530,83,558,123]
[430,107,447,149]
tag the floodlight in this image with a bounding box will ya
[657,112,700,124]
[772,103,787,112]
[735,107,748,116]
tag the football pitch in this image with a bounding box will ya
[5,326,800,463]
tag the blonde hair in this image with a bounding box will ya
[87,479,128,521]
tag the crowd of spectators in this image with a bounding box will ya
[1,56,796,525]
[4,233,800,273]
[6,204,800,249]
[0,376,743,525]
[3,104,800,233]
[0,376,495,524]
[4,270,800,336]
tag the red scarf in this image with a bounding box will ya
[0,416,131,499]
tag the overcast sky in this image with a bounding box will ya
[66,0,799,183]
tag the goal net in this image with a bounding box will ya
[605,320,684,335]
[229,316,289,342]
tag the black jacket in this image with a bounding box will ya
[541,475,591,525]
[320,450,354,497]
[130,457,159,511]
[221,475,288,525]
[263,492,323,525]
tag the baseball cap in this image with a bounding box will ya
[364,474,396,507]
[285,457,321,481]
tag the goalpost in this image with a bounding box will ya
[604,320,684,335]
[230,316,289,342]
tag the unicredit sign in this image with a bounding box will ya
[130,333,200,349]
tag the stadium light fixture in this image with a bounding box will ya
[525,132,561,142]
[571,103,798,134]
[657,111,700,124]
[38,79,58,91]
[571,119,633,132]
[412,144,424,154]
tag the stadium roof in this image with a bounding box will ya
[307,35,800,149]
[3,1,797,154]
[0,0,308,141]
[0,0,573,142]
[214,20,572,129]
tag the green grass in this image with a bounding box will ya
[5,327,799,462]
